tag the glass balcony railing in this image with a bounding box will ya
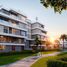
[0,20,27,31]
[0,12,26,24]
[0,42,25,46]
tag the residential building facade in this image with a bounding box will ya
[60,39,67,49]
[0,8,47,52]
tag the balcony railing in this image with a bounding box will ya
[0,12,27,24]
[0,20,27,31]
[0,42,25,46]
[32,32,46,36]
[0,32,27,39]
[31,26,46,31]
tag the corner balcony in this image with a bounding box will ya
[0,12,27,24]
[0,20,27,31]
[31,27,47,34]
[32,32,46,36]
[31,26,45,31]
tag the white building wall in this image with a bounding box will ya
[0,25,4,33]
[26,19,32,39]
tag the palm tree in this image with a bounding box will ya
[60,34,67,49]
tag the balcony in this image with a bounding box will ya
[0,20,27,31]
[0,42,25,46]
[32,32,46,36]
[0,12,27,24]
[0,32,28,39]
[31,26,46,32]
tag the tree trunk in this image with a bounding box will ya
[63,40,64,50]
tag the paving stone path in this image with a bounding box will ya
[0,52,61,67]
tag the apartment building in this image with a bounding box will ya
[31,22,47,46]
[0,8,47,52]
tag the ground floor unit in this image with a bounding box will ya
[0,35,30,52]
[0,45,24,52]
[0,35,47,52]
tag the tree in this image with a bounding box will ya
[54,39,60,49]
[34,36,40,52]
[40,0,67,13]
[32,36,42,53]
[60,34,67,49]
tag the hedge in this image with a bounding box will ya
[0,50,33,56]
[58,56,67,62]
[47,60,67,67]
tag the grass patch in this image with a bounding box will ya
[31,56,58,67]
[0,50,36,66]
[42,51,59,54]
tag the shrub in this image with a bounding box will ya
[58,56,67,62]
[0,50,33,56]
[47,60,67,67]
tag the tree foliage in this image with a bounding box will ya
[60,34,67,40]
[34,36,42,47]
[40,0,67,13]
[32,36,42,52]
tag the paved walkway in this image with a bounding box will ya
[0,52,61,67]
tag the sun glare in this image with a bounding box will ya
[50,37,55,43]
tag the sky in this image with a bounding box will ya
[0,0,67,39]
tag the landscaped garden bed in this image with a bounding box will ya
[47,52,67,67]
[31,52,67,67]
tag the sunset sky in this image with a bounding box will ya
[0,0,67,39]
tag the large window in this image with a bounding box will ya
[4,26,8,33]
[12,28,20,35]
[9,27,12,34]
[0,45,5,50]
[0,36,24,44]
[21,30,27,36]
[0,36,4,42]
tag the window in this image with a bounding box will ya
[19,23,27,29]
[9,27,12,34]
[0,45,5,50]
[21,31,27,36]
[4,26,8,33]
[41,25,44,28]
[12,46,15,51]
[12,29,20,35]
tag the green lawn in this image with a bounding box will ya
[42,50,59,54]
[31,51,67,67]
[0,50,36,66]
[31,55,57,67]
